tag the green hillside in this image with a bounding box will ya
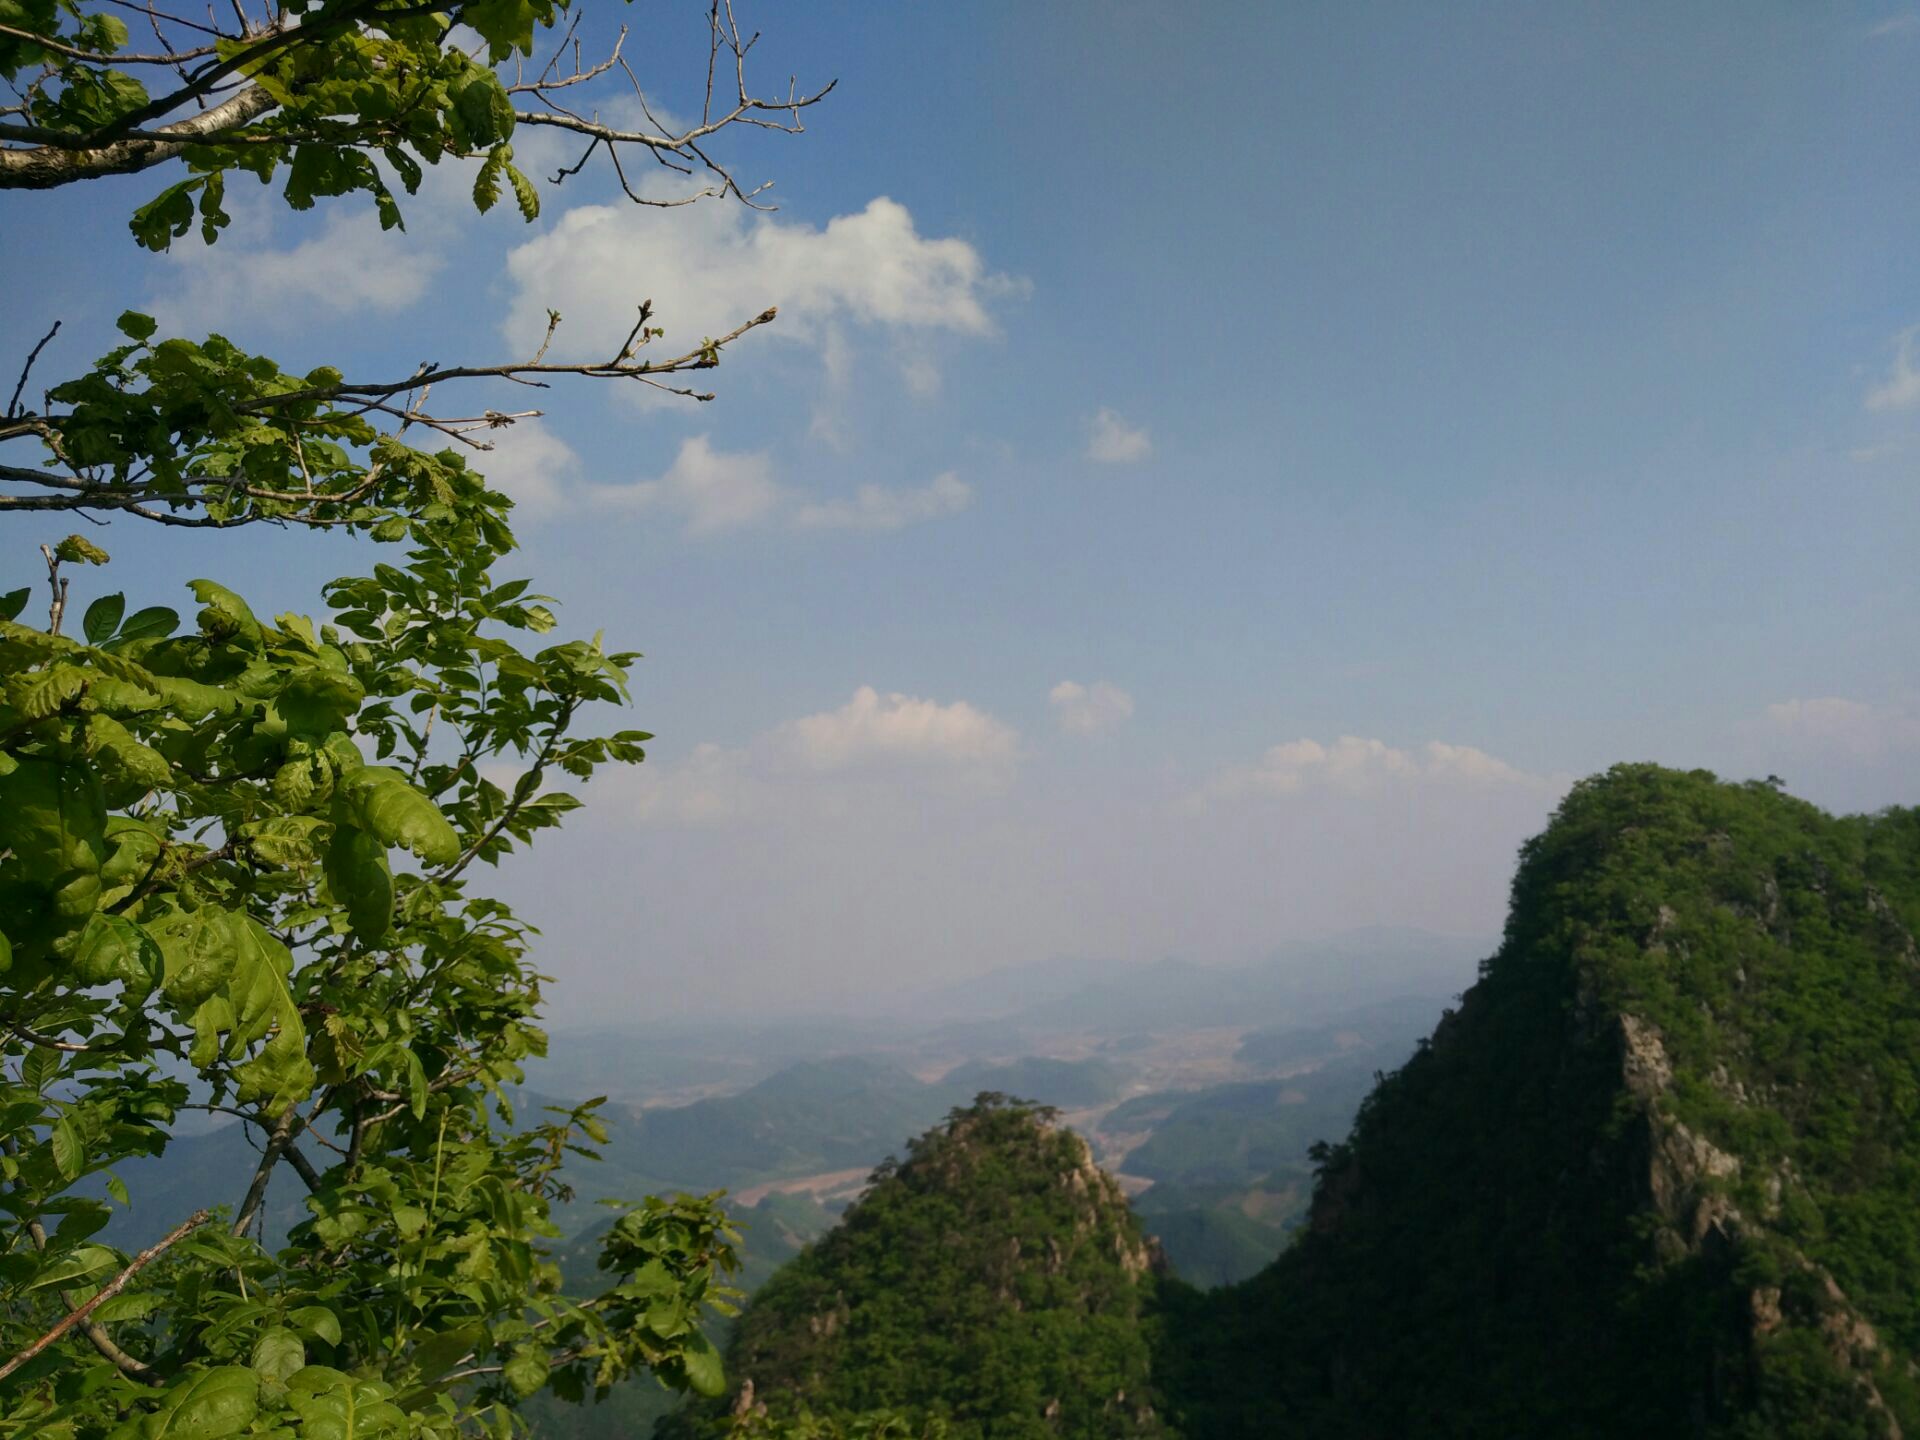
[1159,765,1920,1438]
[670,1097,1173,1439]
[616,1057,963,1192]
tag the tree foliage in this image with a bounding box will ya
[0,1,830,1435]
[0,509,750,1436]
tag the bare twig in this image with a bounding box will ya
[8,320,58,420]
[38,542,66,635]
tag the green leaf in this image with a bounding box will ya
[131,180,199,252]
[50,1115,84,1180]
[83,592,126,644]
[94,1290,161,1323]
[679,1329,725,1398]
[27,1242,116,1290]
[472,149,503,214]
[116,311,159,342]
[403,1047,427,1121]
[187,579,262,649]
[84,713,171,789]
[19,663,86,719]
[54,534,110,566]
[226,916,314,1108]
[73,912,161,997]
[139,1365,258,1440]
[23,1045,61,1093]
[288,1305,341,1347]
[324,826,393,944]
[506,161,539,222]
[455,73,516,146]
[112,606,180,646]
[277,667,364,734]
[155,907,237,1010]
[336,767,460,865]
[0,587,28,622]
[286,1366,407,1440]
[502,1346,548,1399]
[251,1326,306,1389]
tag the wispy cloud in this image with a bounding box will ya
[1865,327,1920,410]
[588,435,782,535]
[619,686,1022,826]
[1201,734,1562,803]
[794,472,973,532]
[1763,697,1920,756]
[1086,407,1153,464]
[1049,680,1135,735]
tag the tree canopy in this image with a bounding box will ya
[0,3,830,1436]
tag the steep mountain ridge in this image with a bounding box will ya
[1160,765,1920,1438]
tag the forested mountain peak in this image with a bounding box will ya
[668,1095,1171,1439]
[1160,764,1920,1438]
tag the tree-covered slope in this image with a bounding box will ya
[669,1097,1173,1439]
[1160,765,1920,1439]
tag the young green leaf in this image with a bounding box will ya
[83,591,126,644]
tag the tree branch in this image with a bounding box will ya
[0,1209,211,1384]
[230,1106,296,1238]
[0,83,275,188]
[8,320,59,420]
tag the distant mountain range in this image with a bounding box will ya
[851,925,1490,1035]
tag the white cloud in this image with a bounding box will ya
[1763,697,1920,757]
[793,472,972,532]
[776,686,1018,773]
[471,420,579,520]
[1087,407,1152,464]
[503,195,1021,381]
[1865,327,1920,411]
[1049,680,1135,735]
[142,151,498,332]
[613,686,1021,830]
[148,204,445,333]
[1868,13,1920,37]
[590,435,782,535]
[1204,735,1556,801]
[626,742,762,826]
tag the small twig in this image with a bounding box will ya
[0,1209,212,1383]
[8,319,58,420]
[38,542,66,636]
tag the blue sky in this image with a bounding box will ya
[6,2,1917,1017]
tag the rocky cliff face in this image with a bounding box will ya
[1159,766,1920,1439]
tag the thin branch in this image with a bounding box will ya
[0,1209,211,1384]
[3,1021,109,1053]
[7,319,59,419]
[230,1107,296,1238]
[38,542,66,636]
[0,22,217,63]
[22,1216,160,1383]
